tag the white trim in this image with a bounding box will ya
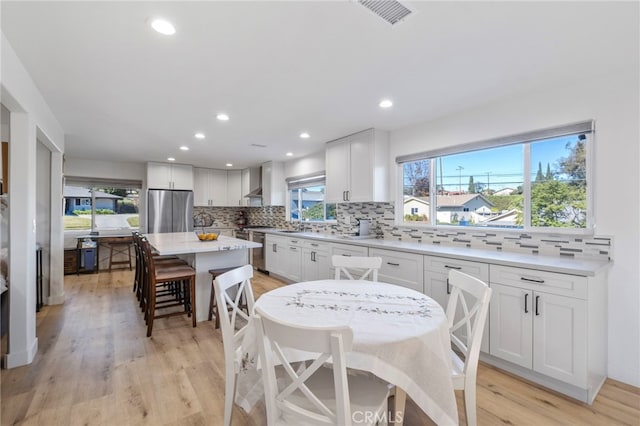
[5,337,38,369]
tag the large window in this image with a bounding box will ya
[63,180,140,232]
[398,121,593,232]
[287,174,336,223]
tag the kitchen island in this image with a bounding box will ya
[145,232,261,322]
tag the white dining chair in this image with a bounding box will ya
[393,269,492,426]
[332,255,382,281]
[213,264,256,426]
[255,307,391,426]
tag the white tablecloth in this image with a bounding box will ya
[236,280,458,425]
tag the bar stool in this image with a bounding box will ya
[208,267,248,329]
[108,240,133,272]
[140,237,196,337]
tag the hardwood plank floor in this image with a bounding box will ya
[2,269,638,425]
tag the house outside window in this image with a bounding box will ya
[287,174,336,223]
[63,182,140,232]
[397,121,594,233]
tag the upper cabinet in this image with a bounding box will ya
[147,162,193,190]
[325,128,389,203]
[262,161,285,206]
[194,168,243,206]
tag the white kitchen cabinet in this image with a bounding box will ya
[325,128,389,203]
[227,170,243,206]
[487,264,605,402]
[265,234,301,282]
[147,162,193,190]
[194,168,242,206]
[370,248,423,292]
[424,255,490,352]
[262,161,285,206]
[301,240,332,282]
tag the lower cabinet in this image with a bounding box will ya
[369,248,423,292]
[487,264,605,403]
[265,234,301,282]
[301,240,332,281]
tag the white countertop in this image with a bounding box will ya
[263,230,611,276]
[145,232,261,256]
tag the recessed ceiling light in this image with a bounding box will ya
[194,133,205,139]
[167,157,175,161]
[216,113,230,121]
[379,99,393,108]
[226,163,233,167]
[180,146,189,151]
[286,152,293,157]
[300,132,310,139]
[151,19,176,35]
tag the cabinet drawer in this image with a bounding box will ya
[424,255,489,281]
[331,243,368,257]
[64,249,78,275]
[370,248,424,292]
[302,239,330,253]
[490,264,587,299]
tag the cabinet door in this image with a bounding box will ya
[533,292,587,387]
[265,236,286,277]
[171,164,194,190]
[285,244,302,282]
[347,132,373,202]
[227,170,242,206]
[489,283,533,369]
[301,247,318,282]
[241,168,251,206]
[193,168,210,206]
[147,162,172,189]
[325,140,349,203]
[209,170,228,206]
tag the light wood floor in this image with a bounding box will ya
[1,269,638,425]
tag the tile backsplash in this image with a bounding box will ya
[195,202,612,261]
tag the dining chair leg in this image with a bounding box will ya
[146,284,156,337]
[463,387,477,426]
[190,276,197,328]
[223,363,237,426]
[393,387,406,426]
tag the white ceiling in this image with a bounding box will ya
[1,1,637,169]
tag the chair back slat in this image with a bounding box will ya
[446,269,492,377]
[331,255,382,281]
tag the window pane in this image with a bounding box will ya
[402,160,430,223]
[290,189,300,220]
[93,187,139,231]
[436,146,524,228]
[63,185,140,232]
[530,135,587,229]
[301,185,326,222]
[64,185,92,231]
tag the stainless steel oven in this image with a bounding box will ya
[234,229,249,240]
[250,231,266,272]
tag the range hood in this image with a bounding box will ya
[243,166,262,199]
[244,187,262,198]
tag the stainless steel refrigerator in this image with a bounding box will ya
[147,190,194,233]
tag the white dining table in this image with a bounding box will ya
[235,279,458,425]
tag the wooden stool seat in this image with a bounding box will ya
[208,267,248,328]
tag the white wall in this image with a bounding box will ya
[36,141,51,302]
[389,68,640,387]
[284,150,325,179]
[1,33,65,368]
[63,157,145,182]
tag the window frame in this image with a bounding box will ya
[286,173,336,224]
[395,121,595,235]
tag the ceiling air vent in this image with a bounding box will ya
[358,0,414,25]
[251,144,267,148]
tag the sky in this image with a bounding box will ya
[437,134,580,191]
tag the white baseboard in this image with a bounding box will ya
[4,337,38,369]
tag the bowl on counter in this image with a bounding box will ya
[196,230,219,241]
